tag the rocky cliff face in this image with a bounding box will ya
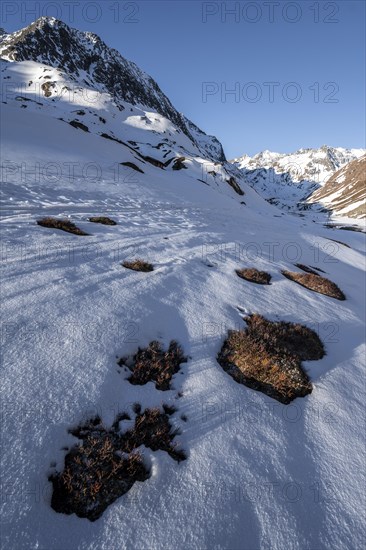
[308,155,366,218]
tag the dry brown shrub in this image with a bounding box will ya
[119,341,187,391]
[217,314,325,404]
[282,271,345,300]
[236,268,271,285]
[89,216,117,225]
[122,259,154,272]
[50,407,186,521]
[37,217,89,235]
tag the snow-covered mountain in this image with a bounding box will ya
[308,155,366,218]
[232,146,365,212]
[0,16,225,162]
[1,18,365,550]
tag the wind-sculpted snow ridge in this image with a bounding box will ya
[0,16,225,162]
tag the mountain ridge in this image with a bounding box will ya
[231,145,365,213]
[308,154,366,218]
[0,16,226,163]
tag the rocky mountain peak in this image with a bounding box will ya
[0,17,226,162]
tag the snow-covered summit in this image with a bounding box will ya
[232,146,365,180]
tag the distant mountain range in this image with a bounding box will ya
[232,146,365,215]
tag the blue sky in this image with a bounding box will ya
[2,0,365,158]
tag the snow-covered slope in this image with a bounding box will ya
[0,57,242,200]
[308,155,366,218]
[1,20,366,550]
[232,146,365,212]
[0,16,225,162]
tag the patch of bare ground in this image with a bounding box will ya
[122,259,154,272]
[89,216,117,225]
[282,271,345,300]
[118,340,187,390]
[49,417,148,521]
[217,314,325,404]
[37,217,89,235]
[122,407,186,462]
[236,268,271,285]
[50,407,186,521]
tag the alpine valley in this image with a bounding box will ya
[1,17,365,550]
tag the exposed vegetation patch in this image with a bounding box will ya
[123,407,186,462]
[236,268,271,285]
[89,216,117,226]
[217,314,325,404]
[69,120,89,132]
[50,419,148,521]
[162,403,177,416]
[282,271,345,300]
[37,217,89,236]
[50,407,185,521]
[118,340,187,391]
[120,161,144,174]
[122,259,154,272]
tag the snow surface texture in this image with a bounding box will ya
[232,147,365,213]
[1,45,366,550]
